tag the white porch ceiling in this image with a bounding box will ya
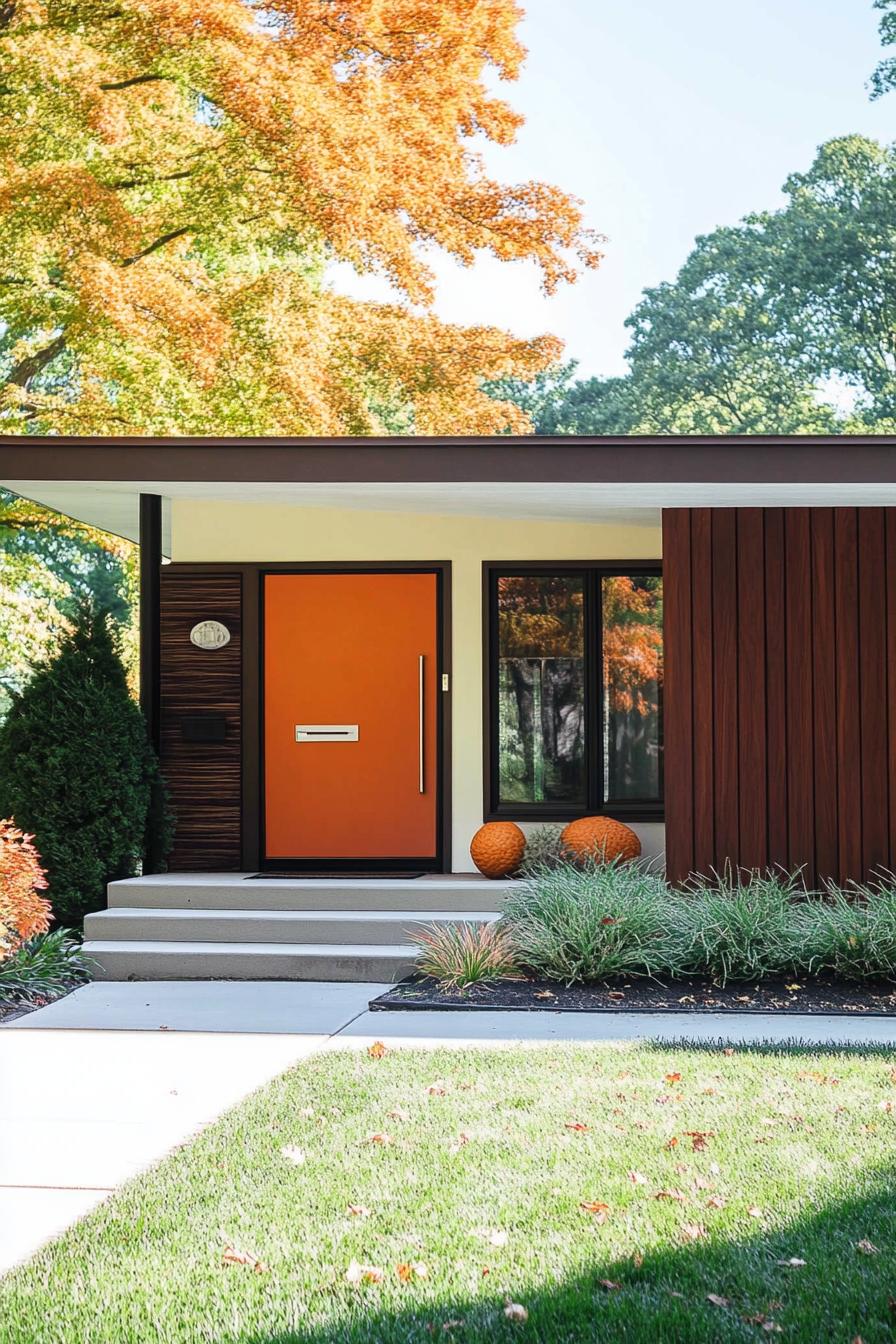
[6,478,896,545]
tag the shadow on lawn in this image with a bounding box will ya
[240,1173,896,1344]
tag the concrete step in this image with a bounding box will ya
[81,940,417,983]
[107,874,513,913]
[84,907,499,946]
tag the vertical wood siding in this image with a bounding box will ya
[160,571,242,870]
[663,506,895,885]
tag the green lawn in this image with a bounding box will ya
[3,1042,896,1343]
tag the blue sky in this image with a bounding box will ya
[332,0,894,380]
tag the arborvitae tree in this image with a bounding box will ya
[0,605,171,926]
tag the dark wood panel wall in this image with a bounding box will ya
[664,507,896,886]
[159,571,243,870]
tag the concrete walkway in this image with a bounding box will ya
[3,980,895,1275]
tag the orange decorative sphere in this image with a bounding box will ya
[561,816,641,865]
[470,821,526,879]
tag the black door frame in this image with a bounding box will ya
[255,562,452,873]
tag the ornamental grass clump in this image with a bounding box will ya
[800,878,896,981]
[669,868,805,984]
[411,920,520,990]
[0,928,93,1005]
[502,858,675,985]
[518,824,565,876]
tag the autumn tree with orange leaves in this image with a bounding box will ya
[0,0,599,435]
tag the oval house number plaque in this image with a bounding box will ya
[190,620,231,650]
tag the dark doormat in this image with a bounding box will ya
[369,975,896,1016]
[247,872,426,880]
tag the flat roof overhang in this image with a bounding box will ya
[3,434,896,485]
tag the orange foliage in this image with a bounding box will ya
[0,820,51,958]
[1,0,601,434]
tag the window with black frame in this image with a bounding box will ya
[485,564,663,820]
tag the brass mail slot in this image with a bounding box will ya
[295,724,359,742]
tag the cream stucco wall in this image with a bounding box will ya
[172,500,663,871]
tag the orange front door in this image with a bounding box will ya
[263,571,440,862]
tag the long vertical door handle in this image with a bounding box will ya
[418,654,425,793]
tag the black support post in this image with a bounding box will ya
[139,493,162,755]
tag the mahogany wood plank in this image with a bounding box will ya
[764,509,789,869]
[711,510,739,870]
[736,509,767,870]
[811,509,838,883]
[834,509,861,883]
[887,511,896,867]
[857,508,889,878]
[661,510,694,882]
[690,509,715,875]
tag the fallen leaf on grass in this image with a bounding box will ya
[503,1301,528,1322]
[449,1132,470,1153]
[628,1171,648,1185]
[426,1083,448,1097]
[684,1130,714,1151]
[440,1321,466,1332]
[777,1257,806,1267]
[665,1072,682,1083]
[367,1041,387,1059]
[565,1121,589,1132]
[397,1261,428,1283]
[222,1246,268,1273]
[747,1206,763,1218]
[281,1145,306,1166]
[706,1294,731,1308]
[654,1189,688,1203]
[346,1261,385,1285]
[681,1223,707,1242]
[388,1107,410,1122]
[723,1048,734,1057]
[665,1136,680,1150]
[579,1201,610,1222]
[855,1239,879,1255]
[367,1132,393,1145]
[706,1195,726,1210]
[598,1279,622,1291]
[347,1204,372,1218]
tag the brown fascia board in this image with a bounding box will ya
[2,434,896,484]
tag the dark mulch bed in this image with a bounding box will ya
[0,1000,43,1024]
[0,987,80,1026]
[370,974,896,1016]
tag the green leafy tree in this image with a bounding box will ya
[0,605,170,926]
[0,488,138,720]
[504,136,896,436]
[870,0,896,97]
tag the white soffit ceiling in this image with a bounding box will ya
[5,479,896,543]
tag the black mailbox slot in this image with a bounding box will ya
[180,715,227,742]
